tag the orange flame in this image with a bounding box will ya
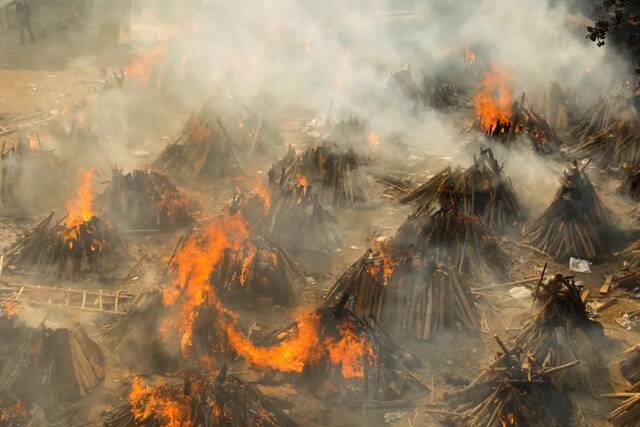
[326,322,375,378]
[126,45,166,88]
[464,47,477,64]
[0,401,26,422]
[297,175,308,188]
[128,377,191,427]
[26,131,40,151]
[367,132,380,153]
[367,239,396,285]
[474,66,513,132]
[3,301,21,319]
[63,168,96,242]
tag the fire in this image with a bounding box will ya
[3,301,21,319]
[474,66,514,133]
[239,246,256,286]
[26,131,40,150]
[325,322,375,378]
[126,45,166,88]
[367,239,396,285]
[128,377,191,427]
[0,401,26,422]
[297,175,308,188]
[367,132,380,153]
[63,168,96,241]
[464,47,477,64]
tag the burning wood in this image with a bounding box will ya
[104,368,298,427]
[152,102,242,185]
[6,170,127,280]
[513,273,610,394]
[472,67,561,155]
[325,245,481,340]
[401,148,523,232]
[268,142,376,208]
[523,161,618,261]
[0,322,105,406]
[436,336,580,426]
[97,168,192,230]
[228,304,427,402]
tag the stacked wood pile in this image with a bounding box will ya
[609,345,640,425]
[207,236,302,307]
[103,368,298,427]
[392,197,513,283]
[0,323,105,406]
[6,212,128,280]
[523,162,618,261]
[97,168,192,230]
[262,185,342,253]
[0,132,69,213]
[400,148,523,232]
[619,166,640,200]
[476,93,562,155]
[620,344,640,391]
[386,68,424,111]
[268,142,375,208]
[513,273,610,394]
[530,81,580,131]
[421,72,458,109]
[324,247,480,340]
[569,94,640,168]
[437,336,580,426]
[152,102,242,185]
[260,303,427,402]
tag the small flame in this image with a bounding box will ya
[126,46,166,88]
[464,47,477,64]
[3,301,21,319]
[26,131,40,150]
[474,66,513,132]
[367,239,396,285]
[239,246,256,286]
[0,401,26,422]
[297,175,308,188]
[367,132,380,153]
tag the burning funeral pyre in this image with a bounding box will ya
[435,336,581,427]
[152,102,242,185]
[97,168,192,230]
[325,244,481,341]
[0,322,105,407]
[471,67,562,155]
[0,132,69,213]
[522,161,618,261]
[103,368,298,427]
[513,273,610,394]
[569,93,640,169]
[227,302,427,402]
[268,143,376,208]
[400,148,523,233]
[6,169,127,280]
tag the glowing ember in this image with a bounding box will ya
[3,301,21,319]
[297,175,308,188]
[474,66,514,133]
[325,322,375,378]
[128,377,191,427]
[367,132,380,153]
[464,47,477,64]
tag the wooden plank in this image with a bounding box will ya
[600,274,614,295]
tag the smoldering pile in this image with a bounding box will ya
[513,273,610,394]
[523,161,618,261]
[569,93,640,169]
[0,322,105,408]
[400,148,523,233]
[433,336,581,427]
[268,143,376,208]
[0,132,69,214]
[104,367,298,427]
[5,211,127,280]
[152,102,242,185]
[97,168,192,230]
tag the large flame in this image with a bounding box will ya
[63,168,96,244]
[474,66,513,132]
[128,377,191,427]
[326,322,375,378]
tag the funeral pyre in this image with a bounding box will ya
[471,66,561,155]
[104,368,297,427]
[530,80,580,131]
[433,336,581,427]
[5,169,127,280]
[513,273,610,394]
[97,168,192,230]
[0,131,69,213]
[400,148,523,233]
[523,161,618,261]
[268,143,376,208]
[569,93,640,169]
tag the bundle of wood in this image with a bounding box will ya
[6,212,128,280]
[0,323,105,407]
[0,132,70,213]
[97,168,192,230]
[257,303,427,402]
[476,94,562,155]
[324,247,480,340]
[620,344,640,391]
[523,162,617,261]
[513,273,610,394]
[438,336,580,426]
[619,166,640,200]
[208,236,302,307]
[609,394,640,427]
[400,148,523,232]
[152,102,242,184]
[392,201,513,283]
[104,368,298,427]
[261,185,342,253]
[530,81,580,131]
[268,142,376,208]
[569,94,640,168]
